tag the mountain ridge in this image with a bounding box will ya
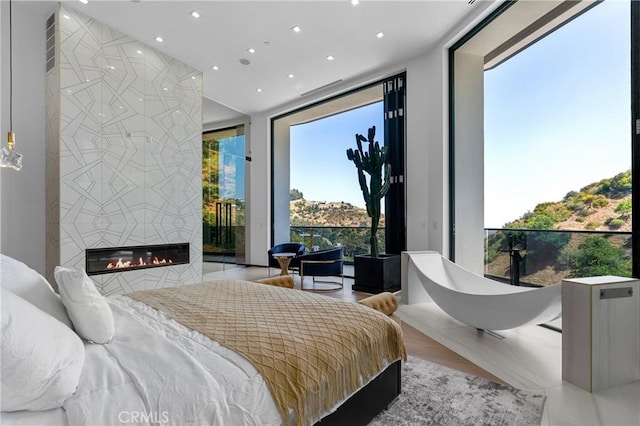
[504,170,631,232]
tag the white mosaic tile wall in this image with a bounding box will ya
[46,6,202,295]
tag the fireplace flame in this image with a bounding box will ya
[106,257,174,270]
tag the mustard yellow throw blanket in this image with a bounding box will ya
[128,279,406,425]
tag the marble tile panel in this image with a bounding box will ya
[51,6,202,295]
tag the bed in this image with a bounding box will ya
[0,254,405,425]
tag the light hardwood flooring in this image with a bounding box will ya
[202,263,504,384]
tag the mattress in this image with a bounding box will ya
[3,295,282,425]
[2,293,395,425]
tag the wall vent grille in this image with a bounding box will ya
[45,13,55,72]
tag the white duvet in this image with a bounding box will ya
[2,296,283,426]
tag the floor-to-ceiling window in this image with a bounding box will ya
[450,0,634,287]
[202,125,246,266]
[289,101,384,259]
[272,74,406,262]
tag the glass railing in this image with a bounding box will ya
[485,228,632,287]
[290,226,385,262]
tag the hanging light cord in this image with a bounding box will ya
[8,0,14,150]
[9,0,13,130]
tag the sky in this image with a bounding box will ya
[290,102,383,209]
[291,0,630,227]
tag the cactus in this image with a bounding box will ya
[346,125,391,258]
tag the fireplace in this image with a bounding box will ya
[85,243,190,275]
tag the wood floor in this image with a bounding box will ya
[203,264,504,384]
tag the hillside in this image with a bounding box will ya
[505,170,631,232]
[290,198,384,227]
[486,170,632,286]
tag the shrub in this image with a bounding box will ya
[578,209,591,218]
[561,236,631,278]
[615,198,632,215]
[605,217,625,229]
[585,221,600,230]
[563,191,577,201]
[581,193,594,203]
[484,232,505,264]
[592,195,608,208]
[565,199,584,212]
[609,170,632,198]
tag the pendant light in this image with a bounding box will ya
[1,0,23,171]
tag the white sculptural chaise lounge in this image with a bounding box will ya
[404,251,562,330]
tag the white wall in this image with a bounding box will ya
[272,119,291,245]
[247,111,271,265]
[453,52,486,274]
[0,1,4,251]
[0,2,52,274]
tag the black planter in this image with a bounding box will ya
[352,254,401,294]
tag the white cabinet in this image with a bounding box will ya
[562,276,640,392]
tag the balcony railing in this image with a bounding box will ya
[485,228,632,287]
[290,225,385,262]
[288,226,632,284]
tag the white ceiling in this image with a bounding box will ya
[65,0,483,120]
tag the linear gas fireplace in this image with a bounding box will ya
[86,243,190,275]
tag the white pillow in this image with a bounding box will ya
[54,266,115,344]
[0,254,72,328]
[1,288,84,411]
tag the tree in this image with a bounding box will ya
[290,188,304,201]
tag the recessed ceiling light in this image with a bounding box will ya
[247,48,256,54]
[326,55,336,61]
[162,87,169,91]
[189,10,200,18]
[78,0,88,4]
[155,36,164,43]
[136,49,143,54]
[191,76,196,80]
[256,88,262,93]
[288,74,295,79]
[211,65,219,71]
[63,14,70,19]
[376,31,384,38]
[292,25,302,33]
[351,0,359,6]
[138,98,143,102]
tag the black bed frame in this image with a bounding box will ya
[315,360,402,426]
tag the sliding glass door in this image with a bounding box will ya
[202,125,246,265]
[450,0,634,285]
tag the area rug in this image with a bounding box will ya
[369,356,546,426]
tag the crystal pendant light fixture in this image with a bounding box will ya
[1,0,23,171]
[1,132,22,170]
